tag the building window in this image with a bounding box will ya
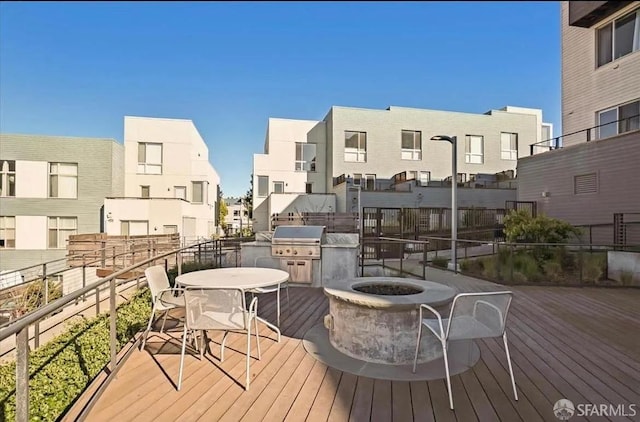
[354,173,376,191]
[257,176,268,197]
[163,225,178,234]
[0,160,16,197]
[174,186,186,200]
[48,217,77,249]
[192,181,205,204]
[408,171,431,185]
[401,130,422,160]
[465,135,484,164]
[597,8,640,67]
[49,163,78,198]
[0,216,16,248]
[500,132,518,160]
[233,210,240,217]
[598,100,640,139]
[295,143,317,171]
[305,182,313,194]
[137,142,162,174]
[345,131,367,162]
[121,220,149,236]
[273,181,284,194]
[141,186,150,198]
[574,173,598,194]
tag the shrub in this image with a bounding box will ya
[431,256,448,269]
[482,258,498,280]
[582,253,606,284]
[166,261,217,285]
[554,247,576,272]
[512,253,543,282]
[503,209,581,244]
[0,288,152,421]
[543,261,564,283]
[512,271,528,284]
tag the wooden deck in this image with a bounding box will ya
[76,272,640,421]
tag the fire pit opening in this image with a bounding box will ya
[353,282,423,296]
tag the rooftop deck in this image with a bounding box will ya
[71,270,640,421]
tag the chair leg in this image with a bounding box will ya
[503,332,519,401]
[160,310,169,334]
[177,326,189,391]
[286,284,290,309]
[140,303,157,351]
[221,331,229,362]
[254,315,261,360]
[200,330,205,359]
[276,287,281,327]
[443,341,454,410]
[412,322,424,373]
[246,322,251,391]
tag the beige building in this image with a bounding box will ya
[253,105,552,231]
[105,116,220,242]
[517,1,640,242]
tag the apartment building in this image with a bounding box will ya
[0,134,124,271]
[517,1,640,239]
[252,105,552,231]
[104,116,220,241]
[223,197,251,235]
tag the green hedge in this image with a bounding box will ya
[0,288,152,422]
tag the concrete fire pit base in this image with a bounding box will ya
[303,323,480,381]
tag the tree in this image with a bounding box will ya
[218,191,228,234]
[243,174,253,219]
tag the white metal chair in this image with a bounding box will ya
[249,256,290,326]
[412,291,518,410]
[141,265,185,351]
[178,286,261,391]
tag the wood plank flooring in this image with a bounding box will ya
[78,273,640,422]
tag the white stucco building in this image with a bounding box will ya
[104,116,220,242]
[223,197,251,235]
[252,105,553,231]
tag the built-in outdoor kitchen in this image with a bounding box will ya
[241,225,360,287]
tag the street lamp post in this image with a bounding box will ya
[431,135,458,274]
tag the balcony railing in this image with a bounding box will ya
[530,113,640,155]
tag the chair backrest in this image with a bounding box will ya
[184,287,249,331]
[254,256,279,269]
[446,291,513,341]
[144,265,171,300]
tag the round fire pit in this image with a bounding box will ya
[323,277,456,365]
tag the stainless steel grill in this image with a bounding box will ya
[271,225,326,258]
[271,225,326,284]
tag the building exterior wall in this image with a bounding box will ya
[327,105,543,184]
[106,116,220,240]
[224,197,251,234]
[561,1,640,146]
[0,134,124,270]
[253,104,550,231]
[517,130,640,226]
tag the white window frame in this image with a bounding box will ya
[0,216,16,249]
[0,160,16,198]
[137,142,163,174]
[191,181,205,204]
[257,176,269,197]
[465,135,484,164]
[363,174,376,191]
[401,130,422,160]
[344,131,367,162]
[295,143,317,172]
[596,7,640,68]
[597,99,640,139]
[273,181,284,194]
[121,220,149,236]
[500,132,518,160]
[49,162,78,199]
[48,216,77,249]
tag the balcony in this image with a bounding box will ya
[569,1,633,28]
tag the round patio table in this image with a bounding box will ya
[175,267,290,341]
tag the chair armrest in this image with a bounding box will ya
[248,296,259,319]
[419,304,445,339]
[155,287,185,302]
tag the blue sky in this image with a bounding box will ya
[0,1,561,198]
